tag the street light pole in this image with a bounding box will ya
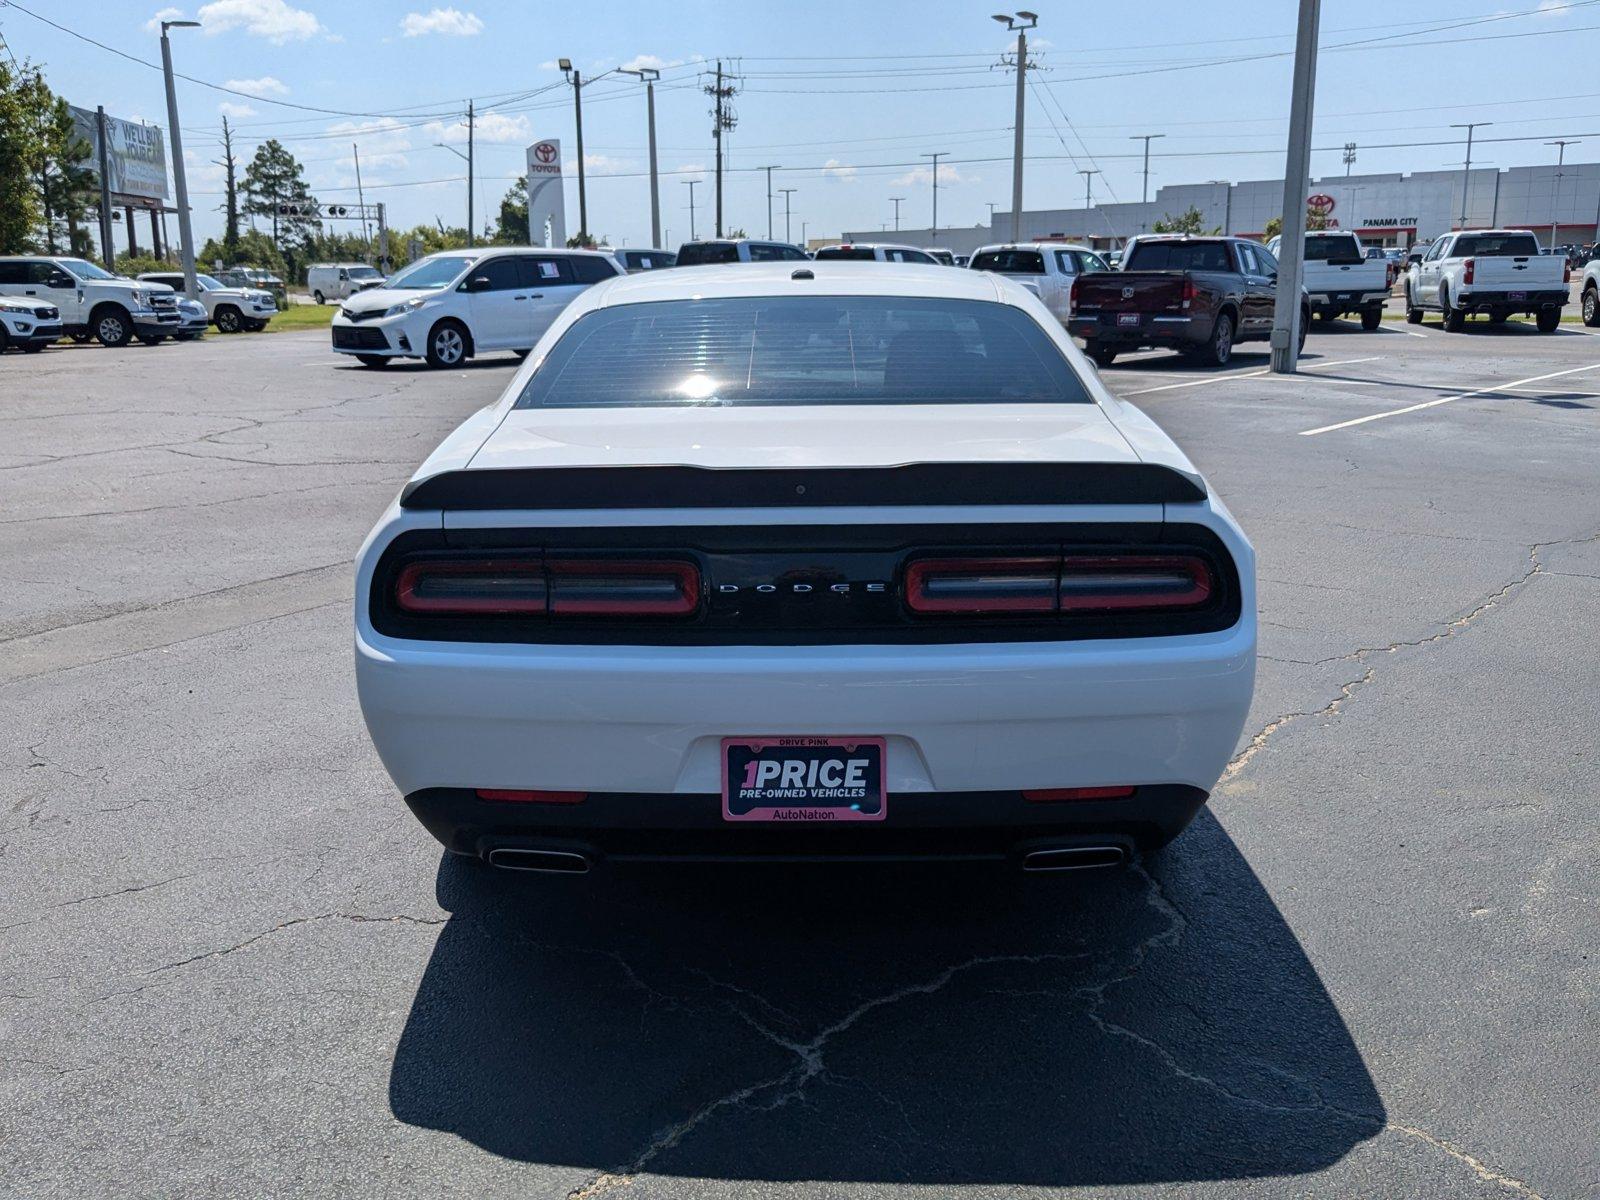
[779,188,797,243]
[560,60,588,241]
[466,100,475,245]
[1129,133,1164,204]
[1544,139,1580,249]
[1450,122,1492,230]
[993,11,1037,242]
[890,196,905,232]
[921,152,947,238]
[159,18,201,298]
[759,164,781,239]
[683,179,698,240]
[621,67,663,247]
[1270,0,1321,375]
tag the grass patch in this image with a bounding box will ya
[262,304,336,332]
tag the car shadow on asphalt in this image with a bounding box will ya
[387,810,1385,1189]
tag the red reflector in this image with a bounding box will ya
[904,557,1059,614]
[547,559,700,616]
[475,789,587,804]
[1024,786,1136,803]
[396,559,545,614]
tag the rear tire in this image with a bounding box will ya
[1441,288,1465,332]
[424,319,469,368]
[355,354,389,368]
[1087,342,1118,367]
[1536,307,1561,333]
[1197,311,1235,366]
[1360,305,1383,331]
[1584,286,1599,327]
[313,291,325,305]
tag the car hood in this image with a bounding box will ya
[462,403,1143,474]
[340,286,442,316]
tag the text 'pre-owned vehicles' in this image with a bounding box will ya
[1069,236,1308,367]
[138,271,278,332]
[813,243,940,264]
[675,238,809,265]
[0,256,180,346]
[329,246,621,369]
[1268,231,1391,330]
[354,262,1257,876]
[307,262,386,304]
[1405,229,1569,331]
[968,242,1111,327]
[0,297,63,352]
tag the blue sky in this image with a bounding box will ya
[4,0,1597,248]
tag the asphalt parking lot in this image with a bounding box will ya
[3,320,1597,1198]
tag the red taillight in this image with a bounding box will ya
[1563,262,1571,283]
[1463,257,1475,284]
[903,554,1214,617]
[1180,278,1197,307]
[476,788,587,804]
[1024,786,1136,803]
[1070,276,1082,306]
[395,557,700,618]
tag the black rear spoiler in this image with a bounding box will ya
[399,463,1205,511]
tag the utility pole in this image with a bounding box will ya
[993,11,1037,242]
[1545,139,1579,249]
[1078,168,1099,213]
[759,164,781,239]
[890,196,905,232]
[560,61,589,241]
[1130,133,1164,204]
[683,179,699,240]
[1342,141,1357,177]
[1450,122,1491,230]
[922,152,947,238]
[706,61,738,237]
[1270,0,1320,375]
[465,100,475,245]
[621,67,662,248]
[353,143,371,253]
[779,187,797,243]
[376,201,390,271]
[159,18,201,296]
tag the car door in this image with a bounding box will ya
[1417,238,1448,304]
[462,256,527,349]
[520,255,583,343]
[30,262,83,324]
[1234,243,1275,334]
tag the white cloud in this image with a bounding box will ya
[400,7,483,36]
[218,100,258,118]
[326,117,412,169]
[618,53,702,73]
[583,153,630,174]
[144,7,186,34]
[197,0,323,42]
[892,164,972,187]
[224,75,289,96]
[821,159,856,180]
[676,162,706,182]
[426,110,530,146]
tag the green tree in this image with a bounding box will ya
[493,178,528,243]
[242,138,320,269]
[1152,205,1220,236]
[198,227,287,276]
[1263,205,1332,242]
[0,60,47,252]
[393,222,470,262]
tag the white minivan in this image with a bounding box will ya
[329,247,621,368]
[307,262,386,305]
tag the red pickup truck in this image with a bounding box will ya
[1068,235,1309,368]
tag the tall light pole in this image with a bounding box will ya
[1450,122,1492,231]
[1270,0,1320,375]
[1545,139,1580,249]
[621,67,662,248]
[777,185,796,241]
[993,11,1037,242]
[1129,133,1164,204]
[758,164,781,239]
[159,18,201,298]
[890,196,905,232]
[683,179,699,240]
[922,152,947,238]
[434,141,472,240]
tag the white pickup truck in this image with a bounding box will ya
[1269,231,1390,330]
[1405,229,1568,332]
[0,255,182,346]
[967,242,1111,325]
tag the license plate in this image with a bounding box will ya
[1509,291,1527,301]
[722,737,886,822]
[1335,293,1351,301]
[1117,312,1141,328]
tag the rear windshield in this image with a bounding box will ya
[676,242,739,265]
[970,249,1044,275]
[814,247,878,261]
[1303,234,1363,262]
[1453,233,1540,257]
[1124,241,1232,272]
[515,296,1091,409]
[623,250,676,270]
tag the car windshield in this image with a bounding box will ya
[814,247,878,261]
[970,250,1045,275]
[384,256,473,290]
[515,296,1091,409]
[58,258,117,281]
[196,274,224,290]
[348,266,383,279]
[1124,241,1232,271]
[1303,235,1362,262]
[1454,233,1540,257]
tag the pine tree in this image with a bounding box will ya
[217,116,241,257]
[242,138,320,254]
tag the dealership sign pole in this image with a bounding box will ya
[1270,0,1320,375]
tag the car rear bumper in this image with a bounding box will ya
[1455,289,1566,311]
[1308,291,1389,311]
[1070,312,1208,347]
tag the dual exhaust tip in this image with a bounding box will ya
[484,843,1129,874]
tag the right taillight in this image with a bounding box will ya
[903,553,1215,617]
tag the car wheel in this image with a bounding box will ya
[1298,311,1309,356]
[0,326,8,353]
[1535,307,1561,333]
[1198,311,1234,366]
[313,291,325,305]
[1405,288,1424,323]
[1087,342,1117,367]
[215,306,243,333]
[1584,286,1599,328]
[1360,305,1382,331]
[355,354,389,368]
[425,320,468,368]
[1441,288,1465,332]
[92,305,132,347]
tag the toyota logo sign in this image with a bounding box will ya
[1307,193,1336,214]
[533,142,558,165]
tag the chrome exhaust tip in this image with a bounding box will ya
[486,847,591,874]
[1021,845,1128,872]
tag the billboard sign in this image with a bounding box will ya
[525,138,567,247]
[69,106,169,203]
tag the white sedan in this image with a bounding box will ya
[354,263,1256,874]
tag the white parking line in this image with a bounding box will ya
[1120,368,1269,396]
[1299,362,1600,436]
[1300,357,1382,370]
[1386,325,1428,338]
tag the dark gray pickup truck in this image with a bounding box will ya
[1068,235,1309,368]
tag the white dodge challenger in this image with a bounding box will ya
[354,263,1256,874]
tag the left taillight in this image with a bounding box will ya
[394,557,700,619]
[904,553,1215,617]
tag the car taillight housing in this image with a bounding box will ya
[1179,278,1197,308]
[394,556,700,619]
[1070,276,1082,306]
[1463,257,1475,284]
[904,553,1214,616]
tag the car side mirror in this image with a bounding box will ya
[463,275,492,292]
[47,274,73,288]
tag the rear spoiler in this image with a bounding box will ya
[399,463,1206,511]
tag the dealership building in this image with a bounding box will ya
[847,161,1600,255]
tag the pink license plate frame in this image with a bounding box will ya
[721,736,887,822]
